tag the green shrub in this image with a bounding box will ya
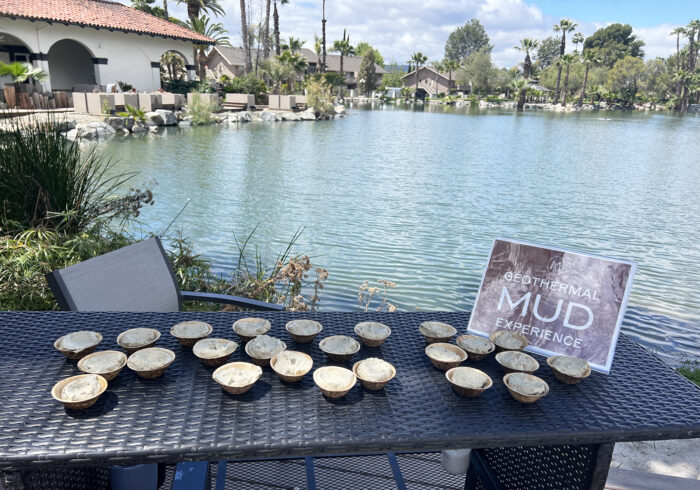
[0,119,152,234]
[185,93,219,125]
[222,74,268,100]
[678,359,700,387]
[163,79,199,94]
[305,79,333,117]
[117,103,147,123]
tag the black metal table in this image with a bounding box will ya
[1,311,699,489]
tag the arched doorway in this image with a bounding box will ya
[48,39,96,91]
[0,33,33,89]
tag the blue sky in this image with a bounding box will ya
[129,0,695,67]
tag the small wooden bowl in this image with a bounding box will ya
[425,343,468,370]
[490,330,529,352]
[446,367,493,398]
[503,373,549,404]
[354,322,391,347]
[170,321,213,347]
[244,336,286,367]
[51,374,108,410]
[547,356,591,384]
[495,351,540,374]
[54,331,102,360]
[270,351,313,382]
[77,350,127,381]
[116,328,161,355]
[127,347,175,379]
[419,322,457,344]
[456,334,495,361]
[319,335,361,362]
[352,359,396,390]
[313,366,356,398]
[193,338,238,367]
[232,318,271,343]
[285,320,323,343]
[213,362,263,395]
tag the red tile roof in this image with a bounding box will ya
[0,0,214,44]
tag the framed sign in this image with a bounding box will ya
[467,239,635,373]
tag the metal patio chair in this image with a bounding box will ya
[45,236,284,313]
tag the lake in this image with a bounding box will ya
[99,103,700,363]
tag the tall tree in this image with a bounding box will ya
[572,32,585,53]
[177,0,224,22]
[321,0,327,72]
[442,59,459,94]
[163,0,169,19]
[606,55,646,105]
[583,23,645,67]
[578,49,600,106]
[262,0,271,59]
[355,42,384,66]
[680,20,700,112]
[552,18,578,104]
[560,53,577,106]
[273,0,289,56]
[515,38,538,109]
[281,36,305,52]
[670,27,686,104]
[332,30,353,81]
[445,19,491,62]
[187,16,231,81]
[455,49,497,95]
[277,49,308,92]
[238,0,252,74]
[535,36,560,69]
[358,48,377,96]
[409,52,427,102]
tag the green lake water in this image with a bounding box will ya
[98,103,700,362]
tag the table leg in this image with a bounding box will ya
[589,443,615,490]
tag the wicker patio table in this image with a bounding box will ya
[0,311,698,489]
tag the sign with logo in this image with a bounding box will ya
[467,239,636,373]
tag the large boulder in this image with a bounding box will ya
[260,110,282,122]
[333,105,346,115]
[178,120,192,127]
[280,111,301,121]
[131,122,148,133]
[155,109,177,126]
[72,122,115,139]
[106,116,129,131]
[145,111,164,126]
[298,108,317,121]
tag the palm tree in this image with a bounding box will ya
[515,38,537,109]
[443,59,459,95]
[559,53,577,106]
[239,0,252,74]
[680,19,700,112]
[187,16,231,80]
[261,58,294,94]
[0,62,47,103]
[332,29,353,95]
[273,0,289,56]
[281,36,305,53]
[511,77,529,110]
[670,27,686,104]
[262,0,271,59]
[409,52,427,102]
[163,0,169,19]
[321,0,327,73]
[177,0,225,22]
[278,49,308,93]
[578,49,600,107]
[552,18,577,103]
[572,33,584,53]
[313,34,322,71]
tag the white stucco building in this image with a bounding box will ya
[0,0,213,93]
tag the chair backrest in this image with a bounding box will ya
[46,237,181,312]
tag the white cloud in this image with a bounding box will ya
[140,0,680,67]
